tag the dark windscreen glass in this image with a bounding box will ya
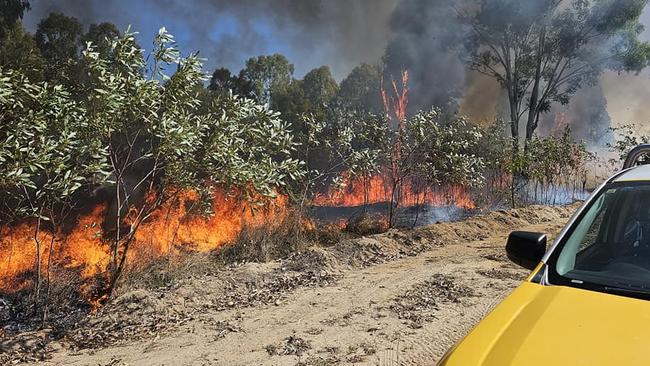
[553,184,650,291]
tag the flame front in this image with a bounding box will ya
[313,171,475,209]
[0,188,287,294]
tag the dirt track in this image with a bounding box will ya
[26,204,577,366]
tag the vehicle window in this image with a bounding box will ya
[553,184,650,290]
[578,208,604,252]
[556,191,609,275]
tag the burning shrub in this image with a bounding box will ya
[0,28,305,324]
[81,28,303,293]
[310,105,485,227]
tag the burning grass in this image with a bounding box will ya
[0,187,288,297]
[313,171,475,210]
[0,202,578,364]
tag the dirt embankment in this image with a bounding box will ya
[2,204,578,366]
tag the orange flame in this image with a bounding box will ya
[381,69,409,125]
[0,187,287,295]
[313,171,475,210]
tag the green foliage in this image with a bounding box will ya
[271,66,339,169]
[208,67,254,98]
[337,63,382,112]
[239,53,294,105]
[476,119,513,177]
[401,109,485,187]
[34,12,83,82]
[0,25,306,294]
[198,93,304,198]
[507,128,592,194]
[327,109,389,182]
[466,0,650,146]
[0,21,44,81]
[81,22,120,58]
[0,0,29,36]
[302,66,338,106]
[82,27,304,209]
[0,68,109,223]
[608,123,650,161]
[291,110,387,197]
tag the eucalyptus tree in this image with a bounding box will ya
[0,67,109,321]
[466,0,650,150]
[82,28,303,293]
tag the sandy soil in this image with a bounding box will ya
[17,204,577,366]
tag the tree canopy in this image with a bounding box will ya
[0,0,30,36]
[337,63,382,112]
[239,53,294,105]
[465,0,650,150]
[34,12,83,82]
[208,67,254,98]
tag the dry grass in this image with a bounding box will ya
[215,213,306,264]
[345,213,389,236]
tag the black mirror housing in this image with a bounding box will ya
[506,231,547,270]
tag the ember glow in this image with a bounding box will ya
[0,188,288,294]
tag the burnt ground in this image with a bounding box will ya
[1,204,578,366]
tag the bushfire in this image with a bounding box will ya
[0,188,288,295]
[313,171,475,209]
[0,176,475,298]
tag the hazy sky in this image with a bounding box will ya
[20,0,650,134]
[22,0,399,79]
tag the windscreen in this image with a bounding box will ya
[554,183,650,291]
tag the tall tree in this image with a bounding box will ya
[81,22,120,57]
[337,63,382,112]
[465,0,650,150]
[34,12,83,82]
[0,0,29,37]
[302,65,338,106]
[239,53,294,105]
[272,66,338,138]
[0,22,44,80]
[0,0,40,79]
[208,67,254,98]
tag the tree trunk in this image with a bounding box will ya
[42,231,56,327]
[525,25,547,147]
[32,211,43,312]
[507,85,520,153]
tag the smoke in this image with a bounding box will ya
[20,0,650,145]
[537,84,613,148]
[22,0,399,79]
[383,0,468,114]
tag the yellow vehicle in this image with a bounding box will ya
[438,145,650,366]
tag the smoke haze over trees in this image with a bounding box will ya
[14,0,650,145]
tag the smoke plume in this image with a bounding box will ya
[382,0,468,114]
[23,0,399,79]
[20,0,650,145]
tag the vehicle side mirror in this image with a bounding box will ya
[506,231,547,270]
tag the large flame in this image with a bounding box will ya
[0,188,287,294]
[313,171,475,209]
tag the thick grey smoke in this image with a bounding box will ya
[537,85,613,148]
[23,0,398,79]
[383,0,467,114]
